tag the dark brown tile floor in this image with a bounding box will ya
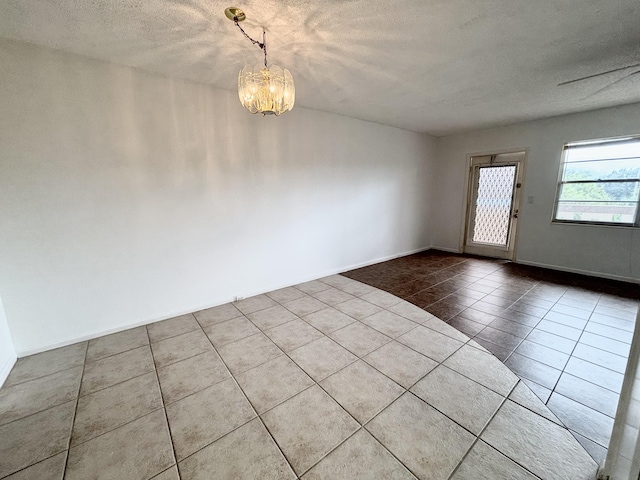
[343,250,640,465]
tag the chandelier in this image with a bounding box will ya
[225,7,295,116]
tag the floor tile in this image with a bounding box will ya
[363,341,437,389]
[86,326,149,362]
[80,345,154,396]
[4,342,86,387]
[506,302,549,318]
[151,466,180,480]
[388,301,434,324]
[150,330,213,368]
[147,313,199,343]
[334,298,383,320]
[303,307,356,334]
[3,451,67,480]
[520,378,552,403]
[72,372,162,445]
[321,360,404,424]
[295,280,332,295]
[555,372,619,417]
[203,316,260,347]
[487,317,534,338]
[66,410,174,480]
[535,320,582,341]
[589,312,635,332]
[573,432,608,466]
[421,316,470,342]
[505,353,562,390]
[166,377,255,460]
[580,331,631,357]
[248,305,300,330]
[0,366,81,425]
[470,338,513,361]
[547,393,614,447]
[443,344,518,396]
[329,322,391,357]
[572,343,628,374]
[193,303,242,328]
[448,316,485,336]
[338,281,378,297]
[564,357,624,393]
[497,309,543,327]
[508,381,561,425]
[302,429,415,480]
[550,303,592,319]
[266,286,307,304]
[475,326,523,350]
[396,325,463,362]
[457,308,496,325]
[481,400,597,480]
[282,296,328,317]
[526,329,576,354]
[157,351,230,404]
[411,365,504,434]
[288,337,358,382]
[262,385,359,475]
[594,304,637,321]
[178,418,295,480]
[264,318,324,352]
[360,310,418,338]
[360,290,402,309]
[366,393,475,480]
[217,333,283,374]
[514,339,570,370]
[236,355,314,413]
[311,286,357,306]
[320,275,355,288]
[471,301,506,316]
[543,311,588,329]
[450,440,537,480]
[585,322,633,344]
[234,294,278,314]
[0,401,75,478]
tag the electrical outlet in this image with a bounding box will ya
[234,296,244,302]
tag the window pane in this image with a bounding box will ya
[563,158,640,181]
[559,182,640,203]
[556,201,638,224]
[566,141,640,162]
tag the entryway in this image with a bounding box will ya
[464,152,525,260]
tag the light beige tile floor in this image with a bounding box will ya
[0,276,599,479]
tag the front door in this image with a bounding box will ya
[464,152,525,260]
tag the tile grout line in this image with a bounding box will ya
[144,325,181,478]
[61,340,89,479]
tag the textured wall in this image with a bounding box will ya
[0,39,436,354]
[434,103,640,282]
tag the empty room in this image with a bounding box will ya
[1,1,639,479]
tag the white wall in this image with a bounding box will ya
[434,103,640,282]
[0,39,436,355]
[0,296,17,387]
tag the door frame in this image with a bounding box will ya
[459,148,528,260]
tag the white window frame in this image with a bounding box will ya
[553,135,640,227]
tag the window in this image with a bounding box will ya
[554,136,640,226]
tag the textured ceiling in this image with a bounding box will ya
[1,0,640,135]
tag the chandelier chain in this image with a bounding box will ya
[233,19,268,68]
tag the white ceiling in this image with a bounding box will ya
[1,0,639,135]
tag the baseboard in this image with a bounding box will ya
[431,246,462,254]
[16,244,434,357]
[0,352,17,387]
[515,259,639,285]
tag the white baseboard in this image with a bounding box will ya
[0,352,17,387]
[515,259,639,284]
[16,245,434,357]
